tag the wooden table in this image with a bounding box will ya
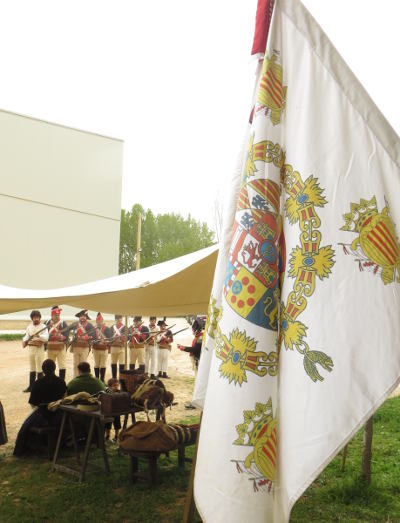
[51,404,137,482]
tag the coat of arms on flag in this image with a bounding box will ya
[232,398,277,494]
[224,178,286,332]
[340,196,400,284]
[257,51,287,125]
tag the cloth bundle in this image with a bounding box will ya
[131,378,173,412]
[119,369,146,394]
[48,392,100,411]
[119,421,197,453]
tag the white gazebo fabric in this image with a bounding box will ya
[0,245,218,316]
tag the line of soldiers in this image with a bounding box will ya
[22,307,174,392]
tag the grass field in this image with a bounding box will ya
[0,333,24,341]
[1,399,400,522]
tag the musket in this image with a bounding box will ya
[145,323,189,342]
[66,323,96,350]
[46,321,78,339]
[169,327,190,337]
[25,325,49,345]
[141,324,177,343]
[108,323,176,345]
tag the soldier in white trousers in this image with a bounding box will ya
[45,306,69,381]
[22,310,49,392]
[145,316,158,378]
[92,312,111,382]
[110,315,126,379]
[69,310,95,378]
[157,319,173,379]
[128,316,149,371]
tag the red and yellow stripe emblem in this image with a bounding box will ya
[361,215,400,269]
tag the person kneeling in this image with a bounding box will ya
[14,359,66,456]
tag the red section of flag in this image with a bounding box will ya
[251,0,275,56]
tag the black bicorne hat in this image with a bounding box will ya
[75,309,91,320]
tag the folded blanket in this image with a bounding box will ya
[48,392,100,411]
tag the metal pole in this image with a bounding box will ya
[136,212,142,271]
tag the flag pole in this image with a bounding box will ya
[362,416,373,484]
[182,0,276,520]
[182,413,202,523]
[126,212,142,365]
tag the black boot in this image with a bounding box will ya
[111,364,117,379]
[100,368,106,383]
[139,364,145,372]
[119,364,125,377]
[37,372,43,381]
[94,367,100,379]
[59,369,66,381]
[162,372,169,379]
[23,371,36,393]
[129,363,135,370]
[150,373,156,379]
[158,371,162,377]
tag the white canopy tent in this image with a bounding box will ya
[0,245,218,316]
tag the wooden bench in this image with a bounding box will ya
[122,441,194,487]
[29,425,58,459]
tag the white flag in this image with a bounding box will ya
[194,0,400,521]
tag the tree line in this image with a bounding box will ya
[119,204,215,273]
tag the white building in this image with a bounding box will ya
[0,109,123,322]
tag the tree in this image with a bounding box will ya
[119,205,215,273]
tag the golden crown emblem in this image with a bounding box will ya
[341,196,378,233]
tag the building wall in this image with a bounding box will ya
[0,109,123,290]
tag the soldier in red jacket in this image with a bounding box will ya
[92,313,111,382]
[110,315,127,379]
[157,319,173,379]
[128,316,149,371]
[45,306,68,381]
[178,318,204,373]
[70,310,95,378]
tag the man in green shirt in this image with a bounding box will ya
[66,362,106,395]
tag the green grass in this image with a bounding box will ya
[0,414,202,523]
[0,333,24,341]
[1,400,400,522]
[291,396,400,522]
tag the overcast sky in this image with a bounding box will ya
[1,0,399,232]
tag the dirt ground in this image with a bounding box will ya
[0,317,198,453]
[2,314,399,455]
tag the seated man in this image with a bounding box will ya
[66,362,106,395]
[14,359,67,456]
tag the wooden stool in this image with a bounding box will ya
[123,442,194,488]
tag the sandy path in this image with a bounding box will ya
[0,318,198,453]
